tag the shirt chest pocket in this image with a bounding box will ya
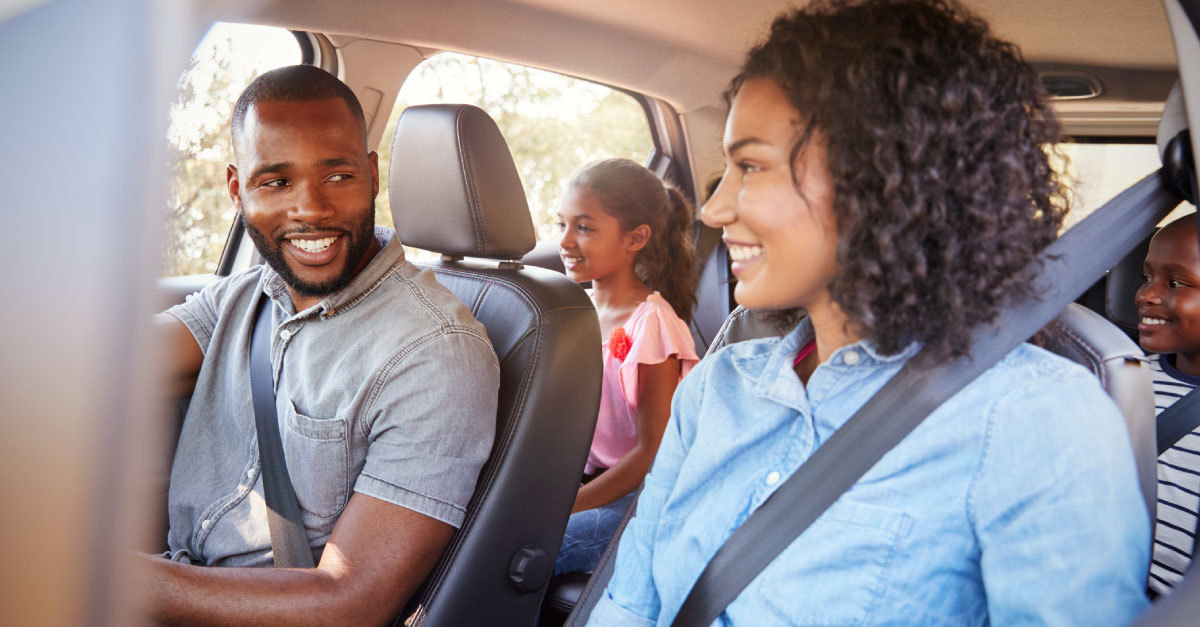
[280,402,351,521]
[749,499,912,626]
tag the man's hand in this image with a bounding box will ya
[143,492,454,626]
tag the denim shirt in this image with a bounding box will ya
[164,228,499,566]
[589,318,1150,626]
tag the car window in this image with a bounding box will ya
[163,23,300,277]
[375,52,654,248]
[1058,142,1190,228]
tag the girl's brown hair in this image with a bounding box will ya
[569,158,698,324]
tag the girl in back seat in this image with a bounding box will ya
[554,158,699,576]
[588,1,1150,624]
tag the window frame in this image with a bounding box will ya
[213,40,674,275]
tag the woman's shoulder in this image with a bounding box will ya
[687,334,785,381]
[971,342,1118,420]
[990,342,1099,385]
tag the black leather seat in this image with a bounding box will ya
[388,103,602,626]
[560,302,1157,625]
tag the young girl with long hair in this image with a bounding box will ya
[554,158,699,575]
[588,1,1150,623]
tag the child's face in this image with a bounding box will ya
[1135,221,1200,357]
[556,187,642,284]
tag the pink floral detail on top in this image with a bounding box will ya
[609,326,633,361]
[586,293,699,474]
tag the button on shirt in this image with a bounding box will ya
[164,228,499,567]
[589,318,1150,625]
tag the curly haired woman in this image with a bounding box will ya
[587,1,1150,624]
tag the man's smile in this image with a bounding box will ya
[282,233,345,266]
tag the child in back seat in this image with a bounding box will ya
[552,158,700,575]
[1135,214,1200,594]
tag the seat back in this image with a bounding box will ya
[389,103,601,626]
[709,304,1157,518]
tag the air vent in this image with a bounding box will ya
[1041,73,1102,100]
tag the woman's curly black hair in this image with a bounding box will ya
[731,0,1070,363]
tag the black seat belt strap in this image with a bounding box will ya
[670,170,1179,627]
[250,294,316,568]
[1157,386,1200,455]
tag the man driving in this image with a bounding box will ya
[144,64,499,625]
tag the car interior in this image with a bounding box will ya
[5,0,1200,625]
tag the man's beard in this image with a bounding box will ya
[242,209,376,298]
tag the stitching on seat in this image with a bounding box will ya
[1046,319,1107,388]
[470,282,490,315]
[455,108,489,254]
[408,266,580,610]
[712,307,752,349]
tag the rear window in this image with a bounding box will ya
[1058,142,1186,228]
[375,52,654,245]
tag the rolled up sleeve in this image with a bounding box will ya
[164,275,233,354]
[354,330,499,528]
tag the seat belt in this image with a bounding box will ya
[1157,386,1200,454]
[670,169,1179,627]
[689,221,729,350]
[250,294,317,568]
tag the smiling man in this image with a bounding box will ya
[147,65,499,625]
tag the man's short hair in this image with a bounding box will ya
[231,64,368,151]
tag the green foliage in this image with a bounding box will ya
[376,53,652,241]
[164,31,250,276]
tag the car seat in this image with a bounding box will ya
[387,103,602,626]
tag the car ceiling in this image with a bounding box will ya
[199,0,1177,134]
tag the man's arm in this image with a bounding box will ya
[142,492,452,627]
[153,313,204,398]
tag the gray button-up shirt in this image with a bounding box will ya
[164,228,498,567]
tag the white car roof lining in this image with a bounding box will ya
[196,0,1177,137]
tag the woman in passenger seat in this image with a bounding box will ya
[554,158,699,576]
[587,1,1151,624]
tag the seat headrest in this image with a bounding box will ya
[388,104,536,260]
[1158,82,1198,205]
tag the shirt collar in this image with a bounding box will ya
[262,226,407,319]
[1160,352,1200,386]
[745,315,919,400]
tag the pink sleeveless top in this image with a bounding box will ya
[585,292,699,474]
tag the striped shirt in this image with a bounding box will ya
[1149,352,1200,594]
